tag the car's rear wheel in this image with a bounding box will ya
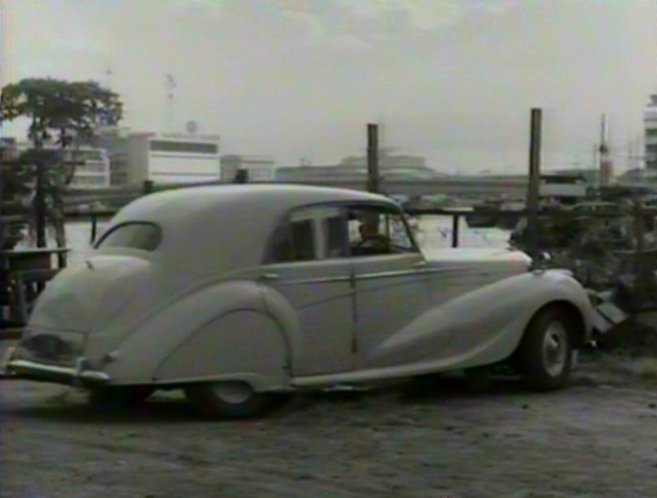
[184,381,275,419]
[514,305,574,391]
[87,386,155,408]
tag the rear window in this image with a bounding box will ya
[95,222,162,251]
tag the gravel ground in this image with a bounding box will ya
[1,357,657,498]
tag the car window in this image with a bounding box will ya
[290,219,315,261]
[266,205,351,263]
[323,213,349,259]
[94,222,161,251]
[347,205,417,257]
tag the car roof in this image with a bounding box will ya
[117,184,391,220]
[104,184,397,275]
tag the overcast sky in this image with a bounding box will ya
[2,0,656,173]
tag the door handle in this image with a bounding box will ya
[413,261,428,269]
[260,273,279,281]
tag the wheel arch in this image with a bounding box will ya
[152,308,291,391]
[523,300,588,350]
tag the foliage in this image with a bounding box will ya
[0,78,123,146]
[1,78,124,250]
[1,149,77,249]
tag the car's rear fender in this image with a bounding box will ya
[96,280,290,387]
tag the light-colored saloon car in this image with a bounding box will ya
[8,185,597,418]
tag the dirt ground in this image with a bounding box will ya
[1,355,657,498]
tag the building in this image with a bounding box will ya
[539,173,589,205]
[122,132,221,185]
[220,155,275,182]
[645,94,657,171]
[5,139,110,189]
[93,128,223,186]
[65,147,111,189]
[276,152,444,183]
[95,126,131,186]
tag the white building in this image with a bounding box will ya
[12,142,111,189]
[124,132,221,185]
[220,155,275,182]
[67,147,111,189]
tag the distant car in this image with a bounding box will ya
[7,185,597,418]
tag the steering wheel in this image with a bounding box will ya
[355,234,390,252]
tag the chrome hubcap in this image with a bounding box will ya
[212,382,254,404]
[543,321,568,377]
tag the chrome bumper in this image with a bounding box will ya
[7,359,110,384]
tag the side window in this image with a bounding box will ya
[388,212,415,251]
[95,222,162,251]
[347,205,417,257]
[266,205,350,263]
[323,213,349,259]
[290,219,315,261]
[265,219,315,263]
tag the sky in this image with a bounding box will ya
[1,0,656,174]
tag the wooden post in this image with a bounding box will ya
[367,124,379,194]
[90,212,98,245]
[451,214,460,248]
[35,154,47,249]
[526,108,542,259]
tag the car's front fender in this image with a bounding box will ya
[364,269,595,371]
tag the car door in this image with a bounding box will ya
[347,204,433,370]
[259,205,356,377]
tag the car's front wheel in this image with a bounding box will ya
[184,381,275,419]
[514,306,575,391]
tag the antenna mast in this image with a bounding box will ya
[104,64,113,89]
[165,73,177,133]
[598,113,613,187]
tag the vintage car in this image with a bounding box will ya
[7,185,597,418]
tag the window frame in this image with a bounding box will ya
[345,203,420,257]
[262,201,419,265]
[93,221,163,252]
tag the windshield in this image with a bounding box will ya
[94,222,162,251]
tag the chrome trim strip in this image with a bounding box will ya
[8,359,110,382]
[274,265,484,285]
[276,275,353,285]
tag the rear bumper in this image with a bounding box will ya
[7,359,111,386]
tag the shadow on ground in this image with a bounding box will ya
[1,373,586,425]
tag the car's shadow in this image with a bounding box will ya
[3,374,591,425]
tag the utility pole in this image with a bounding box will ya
[526,108,542,260]
[367,123,379,194]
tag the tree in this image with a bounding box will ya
[0,78,123,252]
[1,78,123,147]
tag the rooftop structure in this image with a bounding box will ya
[220,155,276,182]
